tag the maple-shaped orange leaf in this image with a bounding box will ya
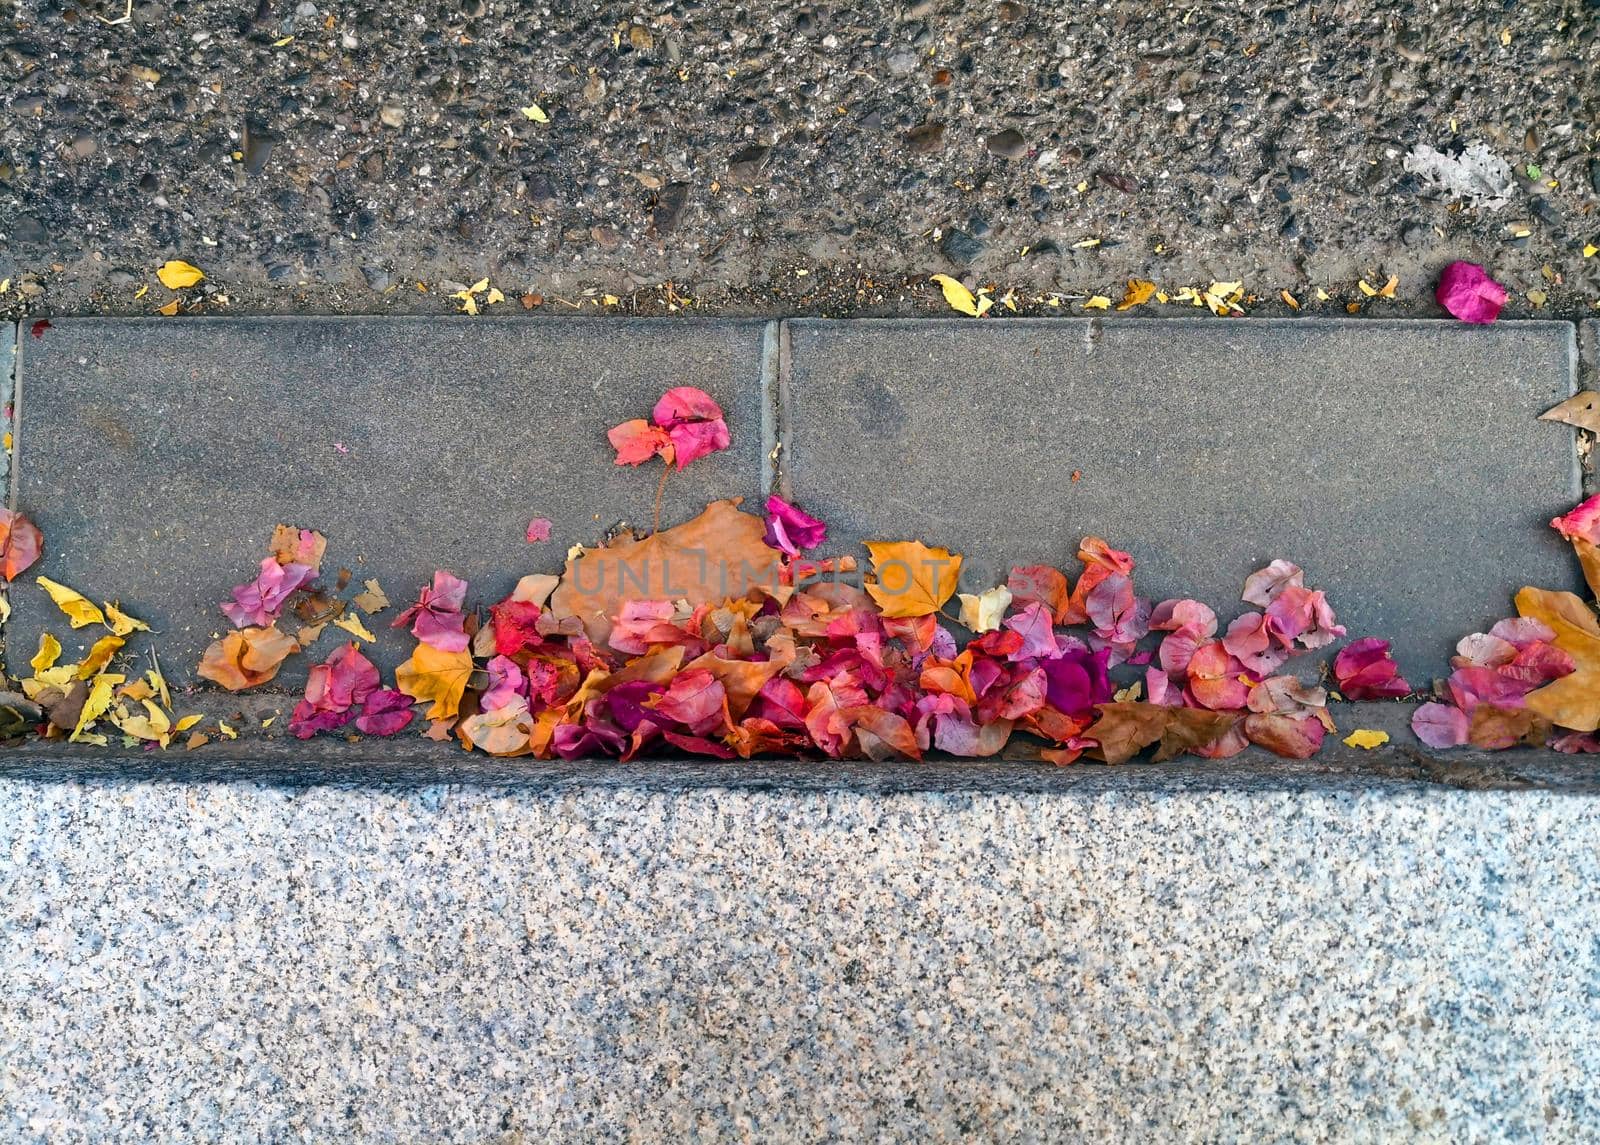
[1516,586,1600,732]
[395,643,473,720]
[0,510,44,581]
[197,626,300,691]
[864,540,962,618]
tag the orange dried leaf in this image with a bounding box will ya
[864,540,962,618]
[197,626,300,691]
[395,643,473,720]
[1516,586,1600,731]
[1116,279,1156,310]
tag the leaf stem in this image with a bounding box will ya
[652,460,670,535]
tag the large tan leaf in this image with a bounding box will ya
[550,499,782,644]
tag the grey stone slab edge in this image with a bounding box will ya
[3,320,15,506]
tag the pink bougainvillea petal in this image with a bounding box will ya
[1412,701,1470,748]
[1550,494,1600,546]
[762,495,828,556]
[664,419,731,469]
[1333,637,1412,701]
[525,517,552,543]
[1435,260,1507,325]
[223,557,316,628]
[355,689,416,736]
[607,418,673,466]
[649,386,731,470]
[651,386,724,427]
[1241,560,1302,607]
[395,571,470,651]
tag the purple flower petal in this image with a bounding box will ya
[1435,260,1507,325]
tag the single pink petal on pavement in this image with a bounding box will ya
[1412,702,1469,749]
[1333,637,1411,701]
[652,386,723,427]
[525,517,552,543]
[762,495,828,555]
[1435,260,1507,324]
[1241,560,1302,607]
[1550,494,1600,546]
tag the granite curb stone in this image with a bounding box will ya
[782,317,1582,681]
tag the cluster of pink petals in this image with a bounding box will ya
[1410,618,1575,748]
[290,643,415,739]
[222,557,317,628]
[393,570,470,651]
[1435,260,1508,325]
[1333,638,1411,700]
[1130,560,1349,759]
[761,495,828,557]
[606,386,732,470]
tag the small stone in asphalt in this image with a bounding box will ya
[1589,158,1600,196]
[906,122,945,154]
[728,144,771,182]
[379,106,405,128]
[887,49,918,76]
[939,228,985,266]
[1401,222,1428,247]
[361,266,390,292]
[242,122,274,178]
[11,215,48,246]
[986,129,1026,159]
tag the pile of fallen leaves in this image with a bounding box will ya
[6,381,1599,765]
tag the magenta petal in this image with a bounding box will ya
[223,557,316,627]
[1435,260,1507,325]
[1333,637,1412,701]
[665,418,731,469]
[481,655,527,711]
[1550,494,1600,546]
[290,702,353,739]
[525,517,552,543]
[354,689,416,736]
[1412,702,1469,749]
[411,608,470,652]
[762,495,828,555]
[652,386,724,427]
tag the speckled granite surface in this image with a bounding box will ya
[3,779,1597,1144]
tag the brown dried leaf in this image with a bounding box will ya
[550,499,782,644]
[1540,391,1600,433]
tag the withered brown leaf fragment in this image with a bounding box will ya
[1540,391,1600,434]
[1083,702,1238,765]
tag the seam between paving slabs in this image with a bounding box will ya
[5,320,17,512]
[772,318,793,499]
[1579,319,1598,496]
[759,320,780,497]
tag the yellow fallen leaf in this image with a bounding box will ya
[1116,279,1156,310]
[156,259,205,289]
[1072,237,1101,249]
[467,277,489,293]
[601,293,620,306]
[147,663,171,709]
[333,613,377,642]
[31,633,61,674]
[133,284,148,300]
[395,643,474,720]
[72,672,125,742]
[76,635,125,679]
[1082,295,1112,311]
[174,714,204,733]
[1203,281,1244,316]
[37,576,106,627]
[1281,289,1300,311]
[218,721,238,740]
[186,732,210,750]
[486,287,506,305]
[1343,728,1390,750]
[104,602,150,636]
[864,540,962,619]
[116,699,172,743]
[1378,275,1398,298]
[929,273,987,318]
[271,34,294,46]
[520,103,549,122]
[353,578,389,614]
[1585,244,1598,259]
[157,299,180,316]
[957,585,1013,633]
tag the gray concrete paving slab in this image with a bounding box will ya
[782,317,1582,682]
[9,317,772,685]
